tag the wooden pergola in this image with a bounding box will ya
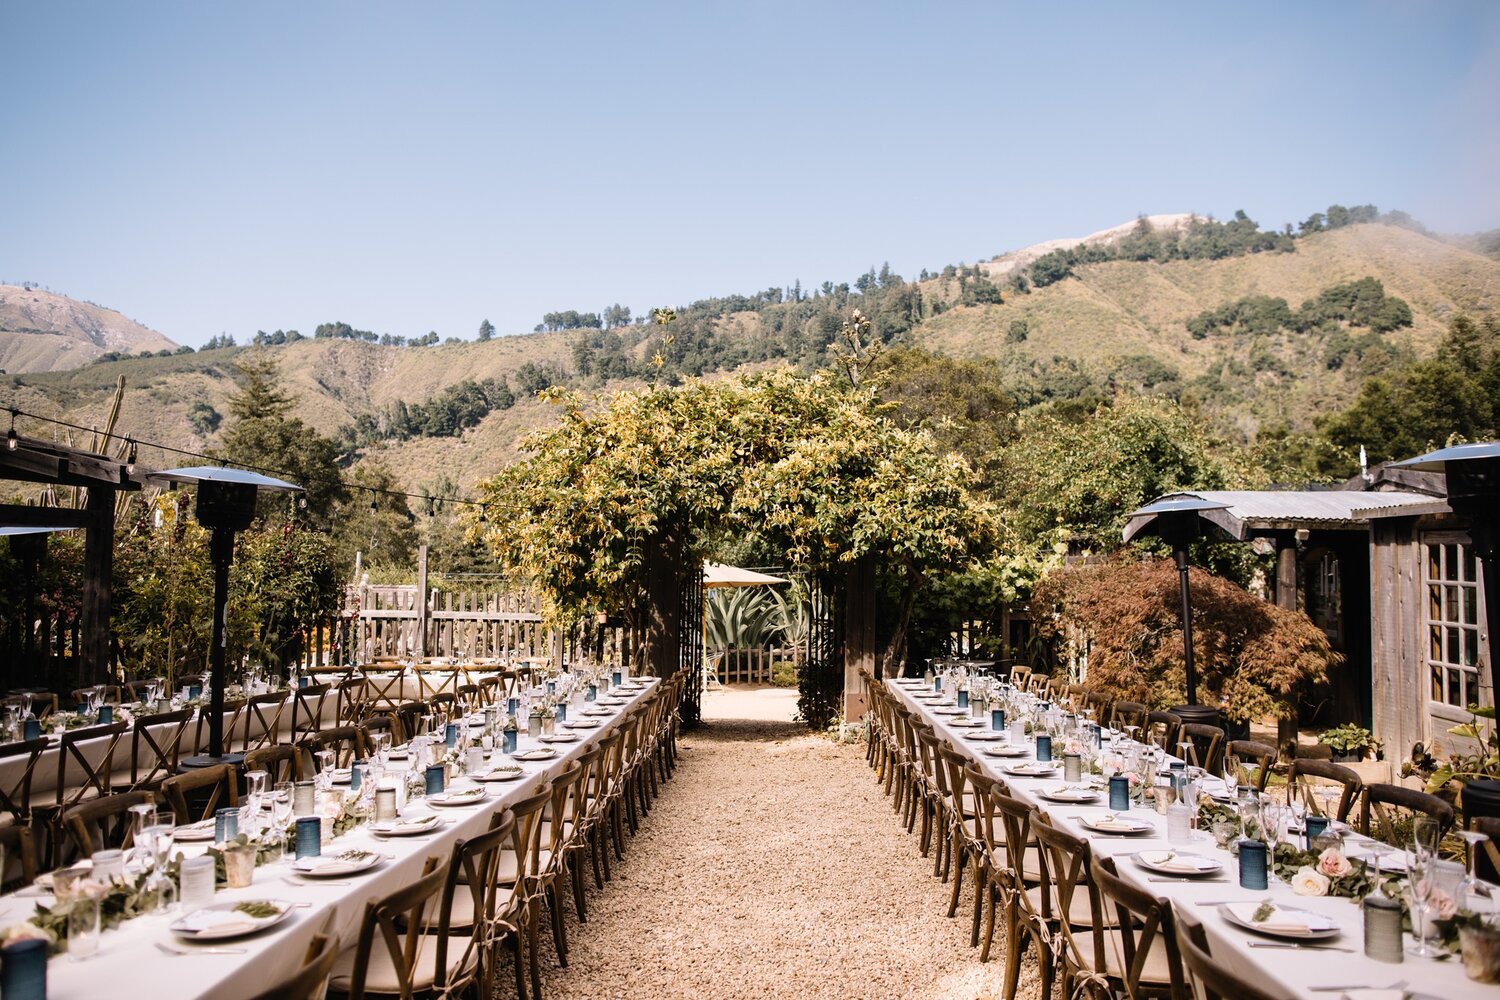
[0,433,144,687]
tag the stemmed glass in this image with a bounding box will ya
[142,812,177,912]
[1456,829,1492,910]
[315,750,336,790]
[272,781,295,840]
[1407,849,1443,958]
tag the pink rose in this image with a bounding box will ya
[1317,847,1351,878]
[1431,889,1458,921]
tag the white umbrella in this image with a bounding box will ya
[702,562,789,589]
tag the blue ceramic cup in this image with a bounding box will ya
[295,816,321,859]
[1109,775,1130,811]
[350,760,365,793]
[98,705,113,724]
[991,708,1006,731]
[1,937,48,1000]
[933,675,942,692]
[503,728,517,754]
[1238,839,1268,889]
[611,669,622,687]
[1035,734,1052,762]
[507,697,519,716]
[586,685,597,702]
[425,764,445,797]
[189,684,202,700]
[555,704,567,723]
[445,723,459,749]
[215,807,239,843]
[22,719,40,741]
[1305,814,1329,846]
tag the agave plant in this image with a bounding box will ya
[705,588,783,651]
[767,580,811,653]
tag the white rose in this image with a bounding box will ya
[1291,865,1331,897]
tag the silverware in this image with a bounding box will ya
[284,876,351,886]
[1246,941,1354,952]
[1147,877,1229,883]
[1308,982,1406,994]
[155,941,247,957]
[1193,899,1260,905]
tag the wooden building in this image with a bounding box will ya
[1159,459,1490,758]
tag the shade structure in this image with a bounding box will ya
[1391,440,1500,472]
[0,525,80,536]
[1123,494,1235,714]
[702,562,788,589]
[154,465,303,765]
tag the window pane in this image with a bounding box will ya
[1449,668,1463,706]
[1464,545,1478,582]
[1428,544,1442,581]
[1446,585,1460,618]
[1464,587,1478,625]
[1430,585,1443,621]
[1448,626,1462,663]
[1446,544,1460,579]
[1431,625,1444,661]
[1465,629,1479,667]
[1432,665,1445,701]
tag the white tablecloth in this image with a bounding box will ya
[0,677,657,1000]
[887,680,1495,1000]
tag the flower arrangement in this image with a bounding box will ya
[1272,843,1391,899]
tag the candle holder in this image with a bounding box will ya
[1237,839,1268,890]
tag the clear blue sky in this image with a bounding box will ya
[2,1,1497,347]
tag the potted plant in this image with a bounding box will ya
[1318,724,1380,763]
[1403,705,1500,880]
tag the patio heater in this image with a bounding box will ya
[1122,495,1231,727]
[152,467,302,767]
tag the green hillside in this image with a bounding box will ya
[7,219,1499,495]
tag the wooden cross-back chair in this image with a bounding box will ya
[48,721,129,822]
[359,669,408,714]
[454,683,483,712]
[1008,664,1033,691]
[303,725,367,771]
[993,788,1048,1000]
[1082,690,1111,724]
[1142,711,1181,753]
[0,737,48,826]
[70,686,122,707]
[1090,855,1187,999]
[1176,722,1226,775]
[327,856,470,1000]
[1359,782,1455,843]
[4,693,57,719]
[119,708,193,792]
[393,702,427,744]
[249,930,341,1000]
[477,676,501,707]
[159,763,239,824]
[1110,701,1148,733]
[192,698,246,757]
[1033,810,1116,1000]
[288,682,331,738]
[0,824,39,891]
[244,742,305,784]
[1176,918,1282,1000]
[1226,739,1278,793]
[1286,758,1362,822]
[61,790,156,863]
[240,691,288,753]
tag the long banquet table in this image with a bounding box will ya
[886,679,1496,1000]
[0,677,659,1000]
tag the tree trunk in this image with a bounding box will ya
[639,527,683,678]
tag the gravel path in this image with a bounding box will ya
[517,686,1033,1000]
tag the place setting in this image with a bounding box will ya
[1036,783,1099,804]
[168,899,298,942]
[1132,850,1226,880]
[427,785,490,808]
[369,813,446,838]
[287,848,386,880]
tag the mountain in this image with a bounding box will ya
[0,284,177,373]
[8,219,1499,495]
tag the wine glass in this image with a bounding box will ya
[1407,850,1442,958]
[1413,816,1442,859]
[272,781,295,835]
[1456,829,1492,910]
[315,750,336,789]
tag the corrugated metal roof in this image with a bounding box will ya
[1137,490,1442,540]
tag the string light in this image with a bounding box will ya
[5,409,16,451]
[124,438,138,475]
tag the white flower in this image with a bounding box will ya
[2,922,52,944]
[1291,865,1330,896]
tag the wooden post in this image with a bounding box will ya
[843,554,876,724]
[1274,535,1301,753]
[81,486,116,687]
[640,529,682,678]
[414,544,429,658]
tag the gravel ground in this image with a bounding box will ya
[510,685,1035,1000]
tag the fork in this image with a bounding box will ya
[1246,941,1354,952]
[155,941,246,957]
[1308,982,1406,993]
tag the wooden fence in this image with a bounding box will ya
[712,645,803,685]
[346,582,551,663]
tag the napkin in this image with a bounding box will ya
[176,909,273,935]
[1340,992,1404,1000]
[433,787,485,804]
[513,748,556,760]
[293,855,346,873]
[373,814,441,835]
[1141,852,1217,874]
[1227,902,1325,935]
[1090,814,1146,833]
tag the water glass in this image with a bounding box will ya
[68,895,101,960]
[180,855,215,908]
[90,849,125,883]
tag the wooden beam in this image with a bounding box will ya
[0,504,91,528]
[843,554,875,724]
[81,486,116,687]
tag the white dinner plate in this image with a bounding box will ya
[583,708,613,717]
[538,732,579,744]
[965,732,1006,742]
[428,787,488,808]
[563,720,600,729]
[292,850,383,878]
[512,747,558,761]
[1038,785,1099,804]
[171,899,295,940]
[370,814,445,837]
[473,766,525,783]
[173,820,218,843]
[948,718,983,728]
[1003,763,1058,777]
[596,697,626,707]
[1218,901,1340,940]
[982,745,1030,758]
[1135,850,1223,877]
[1079,814,1154,836]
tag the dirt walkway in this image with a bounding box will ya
[525,685,1028,1000]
